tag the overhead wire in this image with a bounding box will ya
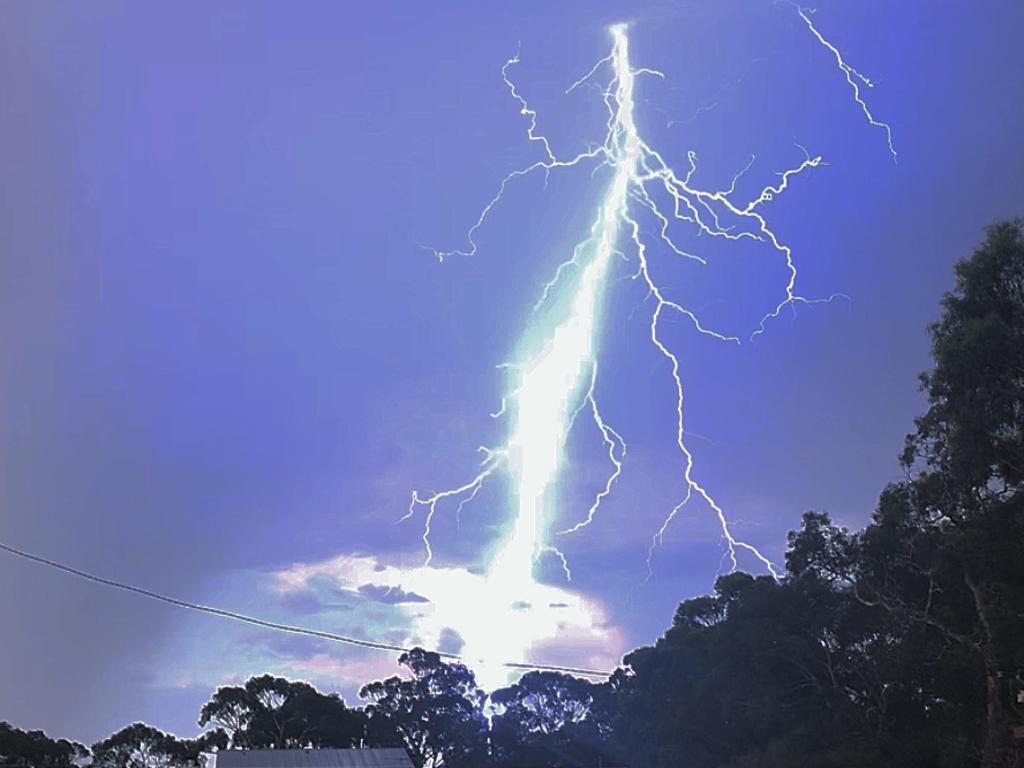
[0,540,613,679]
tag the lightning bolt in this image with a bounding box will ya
[405,9,893,646]
[410,22,804,586]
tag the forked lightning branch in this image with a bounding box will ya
[403,17,893,592]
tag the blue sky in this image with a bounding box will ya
[2,0,1023,744]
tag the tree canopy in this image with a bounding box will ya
[197,674,370,750]
[91,723,225,768]
[0,722,87,768]
[360,649,487,768]
[489,671,614,767]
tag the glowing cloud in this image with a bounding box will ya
[273,554,621,690]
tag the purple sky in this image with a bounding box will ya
[2,0,1023,745]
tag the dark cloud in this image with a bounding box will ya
[276,588,355,615]
[437,627,465,655]
[263,634,329,659]
[384,628,412,645]
[357,584,430,604]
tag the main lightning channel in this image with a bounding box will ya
[404,10,892,677]
[488,25,640,584]
[412,24,801,585]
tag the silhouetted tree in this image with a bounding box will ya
[783,220,1024,766]
[612,570,899,768]
[360,648,486,768]
[904,219,1024,497]
[0,722,87,767]
[899,219,1024,766]
[197,674,368,749]
[490,671,616,767]
[91,723,224,768]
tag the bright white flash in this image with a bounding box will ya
[403,14,892,676]
[490,26,642,584]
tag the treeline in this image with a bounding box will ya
[3,221,1023,767]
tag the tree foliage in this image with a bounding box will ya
[489,671,615,767]
[360,649,487,768]
[91,723,225,768]
[197,674,370,750]
[0,722,87,767]
[904,218,1024,496]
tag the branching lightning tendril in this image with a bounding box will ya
[791,3,897,162]
[403,13,894,671]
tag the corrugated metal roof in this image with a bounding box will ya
[213,748,414,768]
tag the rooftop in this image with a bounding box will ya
[212,748,414,768]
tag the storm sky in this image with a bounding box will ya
[2,0,1023,744]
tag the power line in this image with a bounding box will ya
[0,541,612,679]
